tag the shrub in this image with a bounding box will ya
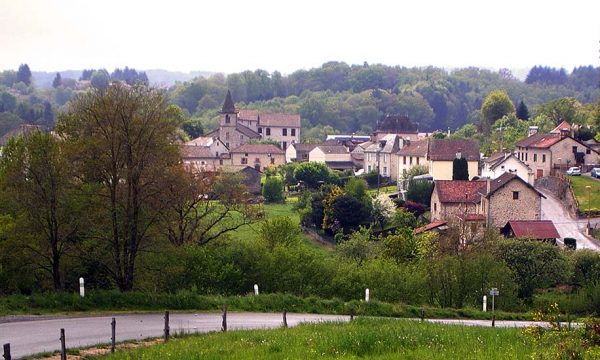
[263,176,284,203]
[406,179,433,206]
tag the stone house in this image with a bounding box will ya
[229,144,285,172]
[179,145,225,172]
[479,172,545,228]
[430,180,486,222]
[427,139,480,180]
[363,134,403,180]
[515,128,599,179]
[239,166,263,195]
[285,143,318,163]
[481,152,534,184]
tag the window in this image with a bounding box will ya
[433,203,437,212]
[586,149,591,154]
[368,153,372,161]
[533,154,537,162]
[240,134,243,140]
[219,159,223,165]
[416,157,420,165]
[266,128,271,136]
[244,153,248,157]
[526,153,528,161]
[512,191,519,200]
[291,128,296,136]
[383,166,387,175]
[226,142,229,148]
[255,158,260,163]
[258,127,262,134]
[225,114,230,124]
[282,128,287,136]
[410,156,413,165]
[383,154,387,163]
[303,153,308,159]
[282,141,287,150]
[501,165,505,170]
[572,146,578,153]
[368,165,372,172]
[403,156,406,165]
[542,154,546,162]
[225,132,229,140]
[241,157,248,164]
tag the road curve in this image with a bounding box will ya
[0,312,349,359]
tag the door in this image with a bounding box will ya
[536,169,543,179]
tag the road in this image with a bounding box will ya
[0,312,348,359]
[0,312,577,359]
[539,189,600,251]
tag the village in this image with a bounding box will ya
[175,91,600,251]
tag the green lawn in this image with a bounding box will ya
[569,176,600,212]
[231,198,332,252]
[368,185,397,195]
[99,318,537,359]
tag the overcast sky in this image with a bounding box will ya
[1,0,598,74]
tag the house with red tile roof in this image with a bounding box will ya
[482,152,534,184]
[515,129,599,179]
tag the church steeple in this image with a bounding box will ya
[221,90,236,113]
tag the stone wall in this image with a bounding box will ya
[488,180,542,228]
[535,175,579,218]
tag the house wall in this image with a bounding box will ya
[485,180,542,228]
[482,157,533,184]
[430,188,478,222]
[363,151,395,179]
[257,125,300,150]
[516,147,552,179]
[230,152,285,172]
[183,157,226,172]
[397,154,428,178]
[429,160,479,180]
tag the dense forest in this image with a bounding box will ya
[1,62,599,146]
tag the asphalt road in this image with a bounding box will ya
[0,312,575,359]
[0,312,348,359]
[539,189,600,251]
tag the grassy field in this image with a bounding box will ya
[569,175,600,212]
[231,198,333,252]
[99,318,536,359]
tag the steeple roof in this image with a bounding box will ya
[221,90,236,113]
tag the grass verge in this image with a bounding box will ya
[569,175,600,213]
[97,318,536,359]
[1,291,541,321]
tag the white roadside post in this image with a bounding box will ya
[365,288,370,302]
[79,277,85,297]
[483,295,487,312]
[254,284,259,296]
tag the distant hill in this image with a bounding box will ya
[32,69,214,88]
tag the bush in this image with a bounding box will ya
[262,176,284,203]
[406,179,433,206]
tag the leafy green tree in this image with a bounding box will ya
[0,112,23,138]
[294,161,331,188]
[0,92,17,112]
[52,73,62,88]
[337,227,380,263]
[481,90,515,136]
[516,100,530,120]
[57,84,184,291]
[182,117,204,139]
[406,179,434,206]
[495,240,569,299]
[344,177,371,208]
[90,70,110,91]
[574,127,595,142]
[432,132,447,139]
[452,157,469,180]
[16,64,32,86]
[259,216,301,250]
[0,132,80,290]
[383,228,419,263]
[332,194,366,231]
[536,97,582,125]
[263,176,284,203]
[391,209,418,229]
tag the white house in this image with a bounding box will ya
[482,152,534,185]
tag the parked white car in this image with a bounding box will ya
[566,167,581,176]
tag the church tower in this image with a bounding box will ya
[219,90,238,149]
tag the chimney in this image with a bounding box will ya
[528,126,538,137]
[560,128,569,139]
[486,178,491,195]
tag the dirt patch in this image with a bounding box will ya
[34,338,163,359]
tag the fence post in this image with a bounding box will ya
[164,311,170,342]
[111,317,116,353]
[60,328,67,360]
[3,343,10,360]
[492,314,495,328]
[222,305,228,332]
[283,309,288,328]
[350,310,354,322]
[420,309,425,322]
